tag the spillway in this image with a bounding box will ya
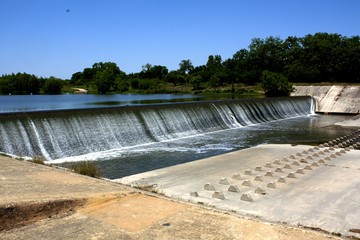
[0,97,314,161]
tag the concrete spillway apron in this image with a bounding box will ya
[116,143,360,238]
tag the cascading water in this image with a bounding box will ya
[0,97,314,162]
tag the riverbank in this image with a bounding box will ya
[0,154,345,239]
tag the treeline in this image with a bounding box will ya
[0,73,64,95]
[1,32,359,95]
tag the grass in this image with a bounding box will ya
[69,161,101,178]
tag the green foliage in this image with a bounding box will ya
[43,77,63,94]
[261,70,293,97]
[189,75,202,90]
[69,161,101,178]
[140,64,168,80]
[0,73,41,95]
[179,59,194,75]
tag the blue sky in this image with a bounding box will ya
[1,0,359,79]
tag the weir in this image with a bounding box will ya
[0,97,314,161]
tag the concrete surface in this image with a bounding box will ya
[292,85,360,114]
[117,130,360,239]
[0,155,343,239]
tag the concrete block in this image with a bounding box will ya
[284,164,292,169]
[324,157,331,161]
[323,143,329,147]
[308,148,314,152]
[273,160,281,165]
[340,149,346,153]
[219,178,229,185]
[314,146,320,150]
[287,172,296,178]
[255,187,266,195]
[292,161,299,166]
[228,185,240,193]
[296,152,302,156]
[349,146,355,150]
[296,168,304,174]
[275,168,283,173]
[289,155,296,159]
[335,152,342,156]
[281,157,289,162]
[304,165,312,170]
[265,162,273,168]
[306,156,313,160]
[345,147,350,151]
[232,174,241,180]
[318,151,325,155]
[242,180,252,187]
[212,191,225,200]
[313,153,319,157]
[318,159,325,164]
[267,182,277,189]
[244,169,253,175]
[302,150,308,154]
[204,183,215,191]
[338,143,344,148]
[329,147,335,150]
[311,162,319,167]
[265,171,274,177]
[330,154,336,158]
[240,193,253,202]
[254,175,264,182]
[255,166,263,171]
[278,177,287,183]
[190,191,199,197]
[324,149,330,153]
[319,144,325,148]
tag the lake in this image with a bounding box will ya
[0,94,201,112]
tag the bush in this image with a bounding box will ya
[69,161,101,178]
[261,70,293,97]
[29,155,46,165]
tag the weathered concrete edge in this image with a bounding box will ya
[292,85,360,114]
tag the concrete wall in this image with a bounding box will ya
[292,85,360,114]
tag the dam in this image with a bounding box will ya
[1,94,360,238]
[0,96,355,179]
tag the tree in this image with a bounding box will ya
[90,62,124,93]
[178,59,194,75]
[261,70,293,97]
[43,77,63,94]
[140,64,168,79]
[189,75,202,90]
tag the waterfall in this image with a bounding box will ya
[0,97,314,161]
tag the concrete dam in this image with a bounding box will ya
[292,85,360,114]
[0,97,314,161]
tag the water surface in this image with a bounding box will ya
[0,94,201,112]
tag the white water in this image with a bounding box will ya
[0,97,314,162]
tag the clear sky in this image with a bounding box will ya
[1,0,359,79]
